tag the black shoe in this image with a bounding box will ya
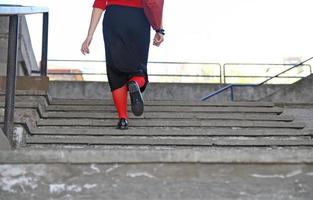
[128,81,144,116]
[116,118,128,130]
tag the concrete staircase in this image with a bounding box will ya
[1,91,312,150]
[1,90,313,199]
[29,102,310,147]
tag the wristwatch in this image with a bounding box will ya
[155,29,165,35]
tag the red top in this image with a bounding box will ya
[93,0,143,10]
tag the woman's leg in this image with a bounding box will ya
[127,76,145,116]
[129,76,146,88]
[112,84,128,129]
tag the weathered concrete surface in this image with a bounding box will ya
[43,105,283,113]
[0,164,313,200]
[264,74,313,103]
[284,107,313,130]
[48,77,313,103]
[49,99,275,107]
[48,81,112,100]
[1,148,313,164]
[36,119,303,128]
[38,112,295,121]
[0,90,47,96]
[26,135,313,147]
[0,17,9,70]
[0,76,49,91]
[29,126,312,137]
[48,81,287,102]
[0,16,38,76]
[0,129,10,151]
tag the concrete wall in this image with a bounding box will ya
[0,16,38,76]
[48,78,313,103]
[48,81,289,102]
[0,17,9,75]
[263,74,313,103]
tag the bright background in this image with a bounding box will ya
[1,0,313,83]
[1,0,313,63]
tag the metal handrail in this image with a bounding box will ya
[48,59,221,66]
[0,5,49,14]
[46,59,223,83]
[46,72,221,78]
[223,63,312,84]
[201,56,313,101]
[1,5,49,145]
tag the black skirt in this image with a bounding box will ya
[103,5,151,92]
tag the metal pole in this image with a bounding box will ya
[3,15,19,145]
[223,64,226,84]
[41,12,49,76]
[219,64,222,84]
[230,85,234,101]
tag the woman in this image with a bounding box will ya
[81,0,164,130]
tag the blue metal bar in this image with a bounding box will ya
[3,15,19,145]
[230,86,234,101]
[40,12,49,76]
[201,84,233,101]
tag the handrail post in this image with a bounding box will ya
[3,15,19,145]
[223,64,226,84]
[230,85,234,101]
[219,64,223,84]
[40,12,49,76]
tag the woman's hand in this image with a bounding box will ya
[81,37,92,55]
[153,32,164,47]
[80,7,104,55]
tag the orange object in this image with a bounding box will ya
[143,0,164,30]
[129,76,146,88]
[112,84,128,119]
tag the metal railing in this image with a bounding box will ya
[0,5,49,145]
[46,59,223,83]
[46,59,312,85]
[223,63,312,84]
[201,57,313,101]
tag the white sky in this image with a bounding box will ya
[1,0,313,64]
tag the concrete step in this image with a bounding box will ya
[36,119,305,129]
[29,127,313,137]
[1,147,313,163]
[0,147,312,199]
[44,112,294,121]
[45,105,284,114]
[0,102,39,109]
[27,135,313,147]
[0,101,282,114]
[0,95,46,103]
[50,99,275,107]
[0,90,47,96]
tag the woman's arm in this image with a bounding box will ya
[153,21,164,47]
[81,8,104,55]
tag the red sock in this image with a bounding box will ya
[112,85,128,119]
[129,76,146,88]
